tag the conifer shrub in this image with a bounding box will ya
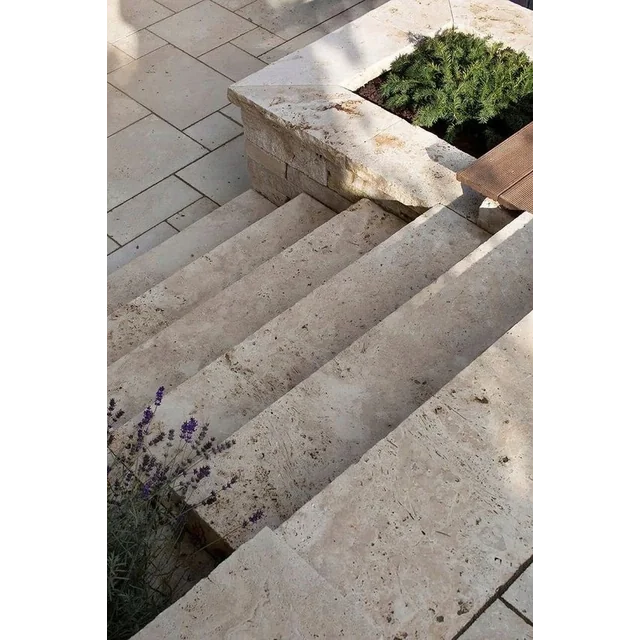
[373,29,533,155]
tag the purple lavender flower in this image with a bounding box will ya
[167,429,175,442]
[192,465,211,482]
[154,386,165,407]
[179,417,198,443]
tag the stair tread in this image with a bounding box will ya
[108,193,335,364]
[192,214,532,548]
[109,199,403,418]
[278,313,533,639]
[118,203,489,453]
[132,528,379,640]
[107,189,276,314]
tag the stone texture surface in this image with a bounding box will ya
[167,197,218,231]
[107,189,275,313]
[107,223,177,275]
[107,43,133,73]
[503,565,533,621]
[199,43,267,81]
[110,199,402,422]
[237,0,365,40]
[178,135,250,204]
[149,1,254,57]
[107,115,205,210]
[245,140,287,178]
[458,601,533,640]
[231,27,286,57]
[107,0,172,43]
[111,29,166,59]
[184,112,243,151]
[133,528,381,639]
[107,176,200,244]
[108,45,231,129]
[278,312,533,638]
[478,198,520,234]
[107,193,336,366]
[107,237,119,255]
[194,215,532,547]
[107,85,149,137]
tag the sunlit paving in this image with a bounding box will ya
[107,1,533,638]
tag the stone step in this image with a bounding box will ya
[122,203,488,449]
[277,313,533,640]
[107,189,276,314]
[191,213,532,548]
[109,199,404,418]
[108,194,336,365]
[132,528,380,640]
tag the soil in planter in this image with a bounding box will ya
[357,75,532,159]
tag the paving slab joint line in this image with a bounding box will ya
[451,556,533,639]
[498,596,533,627]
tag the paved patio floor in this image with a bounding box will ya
[107,0,390,273]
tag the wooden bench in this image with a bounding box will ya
[457,122,533,213]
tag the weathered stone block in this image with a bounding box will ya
[247,157,294,206]
[245,139,286,178]
[242,105,329,185]
[286,165,351,212]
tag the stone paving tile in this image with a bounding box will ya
[237,0,364,40]
[107,223,178,275]
[199,43,266,81]
[148,1,254,57]
[108,45,230,130]
[156,0,201,10]
[231,26,285,57]
[178,135,250,204]
[108,114,205,210]
[184,112,243,150]
[167,197,218,230]
[107,0,172,43]
[107,85,150,137]
[215,0,256,11]
[458,601,532,640]
[107,43,133,73]
[107,176,201,244]
[503,566,533,621]
[111,29,166,58]
[220,104,243,125]
[107,237,120,255]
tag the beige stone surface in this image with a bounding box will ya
[231,27,285,57]
[107,43,133,73]
[107,223,177,275]
[109,199,400,417]
[155,0,200,10]
[220,103,243,124]
[199,43,266,82]
[149,1,254,57]
[107,85,149,137]
[247,158,292,206]
[107,237,119,255]
[107,176,200,244]
[478,198,519,234]
[458,601,533,640]
[133,528,381,639]
[503,565,533,620]
[107,115,205,210]
[278,312,533,637]
[107,0,172,43]
[237,0,365,40]
[242,106,328,184]
[108,193,335,366]
[167,197,217,231]
[245,140,286,178]
[178,135,250,204]
[108,45,231,129]
[111,29,166,59]
[107,189,275,313]
[195,215,532,547]
[184,112,242,151]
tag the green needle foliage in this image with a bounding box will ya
[380,29,533,152]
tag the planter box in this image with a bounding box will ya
[229,0,533,225]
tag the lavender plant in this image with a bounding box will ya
[107,388,262,640]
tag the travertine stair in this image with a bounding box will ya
[191,213,532,547]
[133,312,533,640]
